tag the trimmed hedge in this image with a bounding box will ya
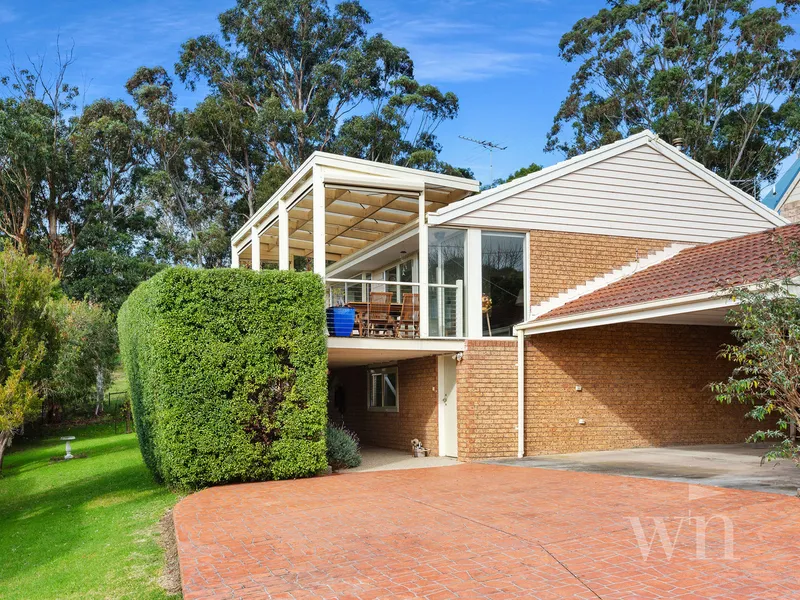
[118,267,327,490]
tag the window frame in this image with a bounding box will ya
[480,230,527,337]
[367,366,399,412]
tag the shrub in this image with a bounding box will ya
[118,267,327,489]
[45,299,117,419]
[326,423,362,471]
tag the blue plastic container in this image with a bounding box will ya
[326,307,356,337]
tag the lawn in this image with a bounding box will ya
[0,422,179,600]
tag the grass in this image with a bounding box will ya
[0,422,179,600]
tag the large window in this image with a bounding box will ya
[345,272,372,303]
[429,228,466,337]
[368,367,398,411]
[382,258,414,302]
[482,232,525,336]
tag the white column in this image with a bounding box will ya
[517,329,525,458]
[466,228,482,337]
[278,198,289,271]
[418,188,429,338]
[312,168,326,277]
[250,226,261,271]
[231,244,240,268]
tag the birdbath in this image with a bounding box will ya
[60,436,76,460]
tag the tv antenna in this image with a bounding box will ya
[459,136,507,183]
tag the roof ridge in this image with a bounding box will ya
[528,242,695,321]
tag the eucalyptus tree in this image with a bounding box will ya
[547,0,800,193]
[175,0,462,202]
[126,66,232,267]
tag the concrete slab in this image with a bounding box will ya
[487,444,800,495]
[347,446,458,472]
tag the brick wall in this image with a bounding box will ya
[780,200,800,223]
[529,230,672,305]
[456,339,518,461]
[524,324,754,455]
[332,356,439,455]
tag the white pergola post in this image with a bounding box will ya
[418,188,429,338]
[466,228,483,336]
[230,244,240,268]
[312,167,326,277]
[250,226,261,271]
[278,198,289,271]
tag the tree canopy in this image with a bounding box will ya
[175,0,466,200]
[547,0,800,196]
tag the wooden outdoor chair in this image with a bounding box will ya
[366,291,394,337]
[394,293,420,339]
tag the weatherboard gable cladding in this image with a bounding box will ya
[430,135,784,244]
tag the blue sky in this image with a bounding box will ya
[0,0,794,190]
[0,0,602,184]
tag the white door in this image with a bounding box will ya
[438,356,458,457]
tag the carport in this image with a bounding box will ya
[512,226,800,458]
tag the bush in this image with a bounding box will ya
[326,423,361,471]
[45,299,117,419]
[118,267,327,490]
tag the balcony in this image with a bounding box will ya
[325,278,464,339]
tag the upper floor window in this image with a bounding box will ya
[383,258,414,302]
[345,272,372,303]
[482,232,525,336]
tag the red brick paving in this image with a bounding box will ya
[174,464,800,599]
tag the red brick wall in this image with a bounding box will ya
[524,324,754,454]
[529,230,673,305]
[456,339,518,461]
[331,356,439,455]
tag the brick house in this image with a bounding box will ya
[231,130,789,460]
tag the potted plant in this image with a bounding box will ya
[326,289,356,337]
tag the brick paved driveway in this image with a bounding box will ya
[174,464,800,599]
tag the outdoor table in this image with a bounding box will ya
[345,301,403,317]
[345,301,404,336]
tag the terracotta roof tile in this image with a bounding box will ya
[536,224,800,321]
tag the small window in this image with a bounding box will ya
[368,367,399,412]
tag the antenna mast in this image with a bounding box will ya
[459,135,507,182]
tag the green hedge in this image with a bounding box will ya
[118,268,327,490]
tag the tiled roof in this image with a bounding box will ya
[535,224,800,322]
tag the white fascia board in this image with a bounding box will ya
[515,291,733,336]
[313,152,479,192]
[428,130,657,225]
[322,172,424,193]
[326,336,466,352]
[646,138,788,227]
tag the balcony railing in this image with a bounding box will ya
[325,278,464,339]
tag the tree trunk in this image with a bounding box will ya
[95,368,105,416]
[0,430,12,473]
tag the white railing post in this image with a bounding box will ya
[278,198,289,271]
[250,226,261,271]
[312,167,326,277]
[455,279,464,337]
[418,188,429,338]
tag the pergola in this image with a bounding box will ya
[231,152,479,272]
